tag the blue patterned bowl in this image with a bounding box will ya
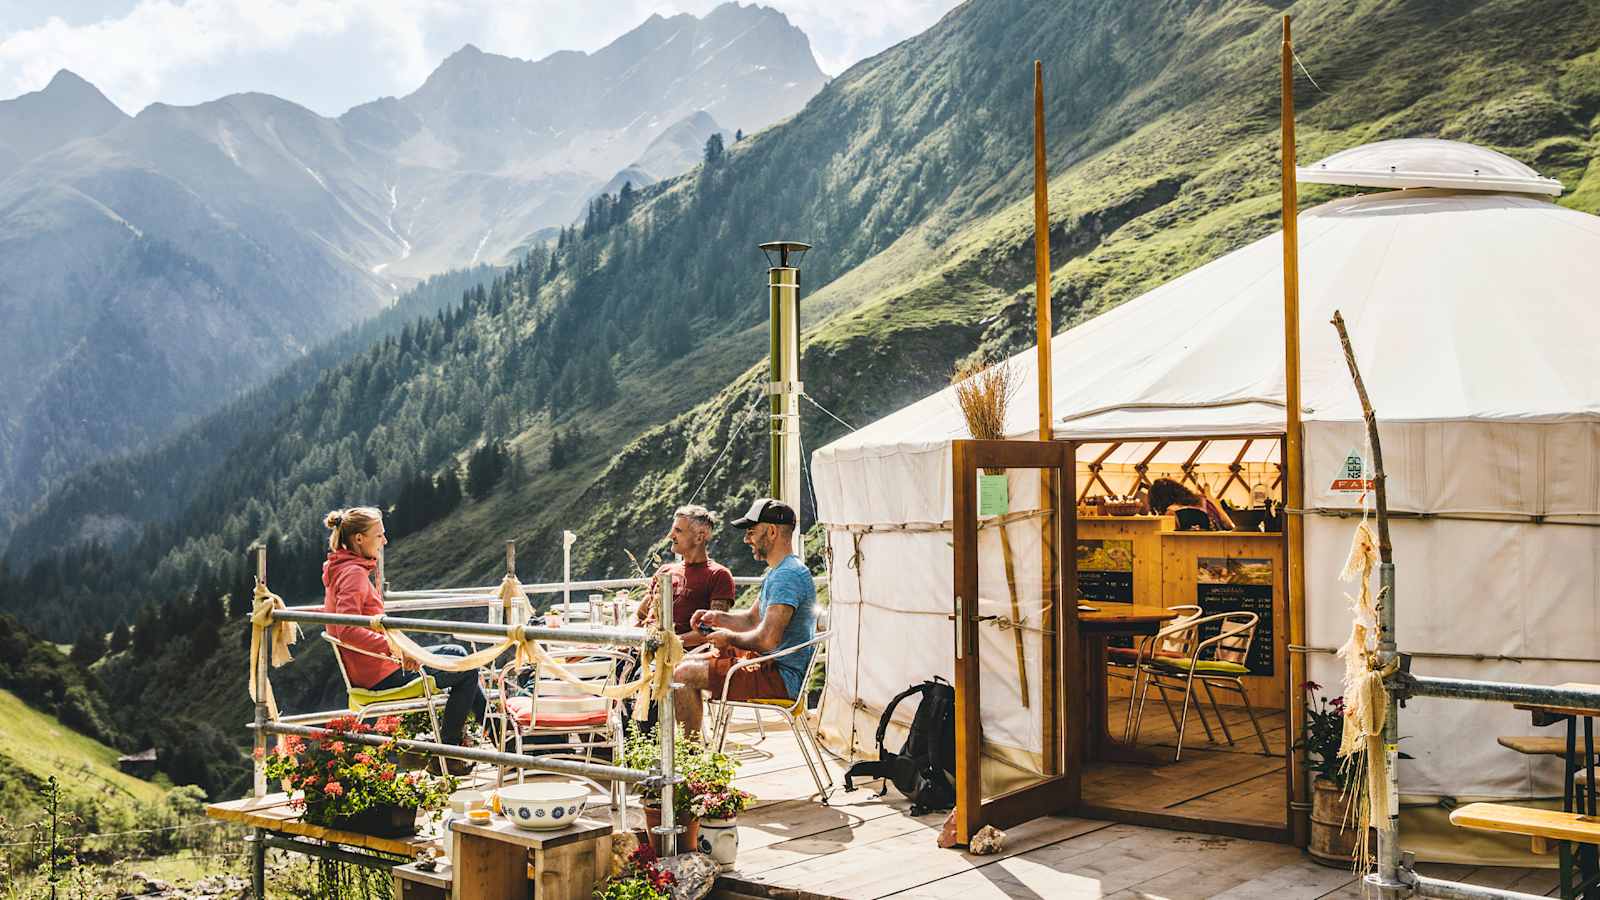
[496,782,588,831]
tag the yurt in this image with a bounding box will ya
[810,139,1599,859]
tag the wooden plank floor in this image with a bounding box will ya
[708,713,1558,899]
[1084,703,1288,827]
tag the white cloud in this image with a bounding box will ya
[0,0,965,115]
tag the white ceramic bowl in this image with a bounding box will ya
[497,782,589,830]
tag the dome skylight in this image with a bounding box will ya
[1298,138,1562,196]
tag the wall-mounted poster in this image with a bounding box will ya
[1076,539,1133,603]
[1195,557,1274,676]
[1078,539,1134,649]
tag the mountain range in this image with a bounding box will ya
[0,2,826,534]
[0,0,1597,797]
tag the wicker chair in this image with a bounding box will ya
[1129,612,1271,761]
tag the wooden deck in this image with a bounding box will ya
[212,710,1558,898]
[709,713,1557,899]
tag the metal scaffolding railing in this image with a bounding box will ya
[243,542,688,897]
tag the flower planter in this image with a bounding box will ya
[1307,777,1364,867]
[641,803,699,858]
[698,816,739,869]
[328,802,420,838]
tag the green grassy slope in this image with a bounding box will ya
[0,688,168,812]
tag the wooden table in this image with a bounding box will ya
[1513,682,1600,899]
[1078,604,1179,765]
[449,815,611,900]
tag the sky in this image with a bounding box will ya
[0,0,964,117]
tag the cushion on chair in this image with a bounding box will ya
[1152,657,1250,675]
[741,697,800,709]
[504,695,609,728]
[347,675,439,710]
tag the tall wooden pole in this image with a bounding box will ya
[1033,61,1053,439]
[1033,60,1061,777]
[1280,14,1311,847]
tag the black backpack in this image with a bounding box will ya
[843,678,957,814]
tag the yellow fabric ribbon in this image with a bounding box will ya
[248,583,300,719]
[362,574,685,719]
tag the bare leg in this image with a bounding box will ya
[672,657,712,738]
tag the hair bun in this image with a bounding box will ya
[324,509,345,530]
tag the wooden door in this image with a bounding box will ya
[951,439,1080,843]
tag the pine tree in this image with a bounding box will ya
[703,133,725,165]
[70,625,106,666]
[109,622,131,654]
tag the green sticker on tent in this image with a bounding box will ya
[978,473,1009,516]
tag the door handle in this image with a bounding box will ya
[952,596,962,659]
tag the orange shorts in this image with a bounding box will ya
[706,652,791,701]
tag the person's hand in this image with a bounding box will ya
[706,629,735,652]
[401,656,422,672]
[690,609,720,631]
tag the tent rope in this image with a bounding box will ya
[819,507,1051,536]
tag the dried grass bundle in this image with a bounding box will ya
[953,358,1018,476]
[953,359,1017,440]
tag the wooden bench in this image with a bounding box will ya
[1450,802,1600,855]
[1497,736,1570,757]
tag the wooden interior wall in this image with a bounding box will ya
[1158,532,1287,710]
[1078,518,1287,711]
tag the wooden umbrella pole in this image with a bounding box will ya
[1032,59,1059,773]
[1279,13,1312,847]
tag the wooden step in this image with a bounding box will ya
[1450,802,1600,854]
[1497,736,1570,756]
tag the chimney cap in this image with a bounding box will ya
[759,241,811,268]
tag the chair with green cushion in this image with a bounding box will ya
[321,632,450,774]
[1129,611,1271,761]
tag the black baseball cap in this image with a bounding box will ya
[730,498,797,529]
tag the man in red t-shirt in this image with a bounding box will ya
[635,504,736,648]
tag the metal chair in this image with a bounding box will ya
[1129,612,1271,761]
[1106,604,1203,741]
[493,649,637,810]
[321,632,450,774]
[708,631,833,803]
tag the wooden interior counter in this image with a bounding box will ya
[1077,516,1287,710]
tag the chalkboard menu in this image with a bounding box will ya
[1078,539,1134,649]
[1195,557,1274,676]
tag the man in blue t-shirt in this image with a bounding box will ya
[672,497,817,738]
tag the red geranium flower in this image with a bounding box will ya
[380,770,396,782]
[324,781,344,797]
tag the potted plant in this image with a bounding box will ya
[1297,683,1361,866]
[595,840,675,900]
[261,715,456,837]
[690,779,753,870]
[622,723,746,857]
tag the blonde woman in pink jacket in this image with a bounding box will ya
[323,507,484,768]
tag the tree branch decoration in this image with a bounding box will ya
[1330,309,1394,874]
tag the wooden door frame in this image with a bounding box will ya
[951,439,1079,843]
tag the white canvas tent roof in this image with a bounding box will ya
[812,141,1600,831]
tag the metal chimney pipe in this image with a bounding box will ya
[760,241,810,560]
